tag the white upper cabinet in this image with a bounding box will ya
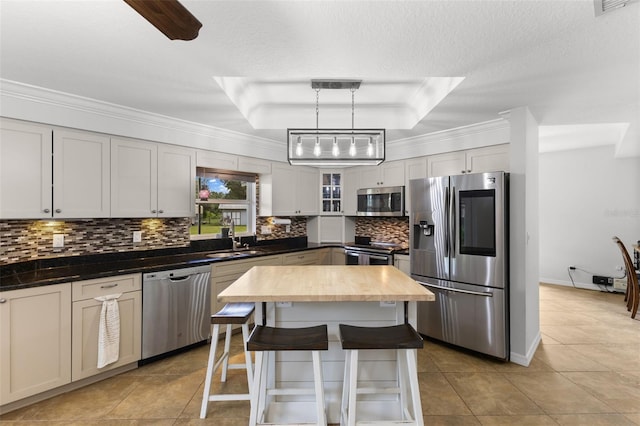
[1,119,53,219]
[196,149,272,174]
[157,144,196,217]
[196,150,238,170]
[320,170,343,215]
[0,119,109,219]
[359,161,405,188]
[53,129,110,218]
[237,156,271,174]
[111,138,157,217]
[261,163,318,216]
[404,157,428,215]
[466,144,510,174]
[342,167,360,216]
[428,144,510,177]
[111,138,195,218]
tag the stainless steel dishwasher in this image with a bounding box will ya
[142,265,211,360]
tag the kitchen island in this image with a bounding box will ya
[218,265,434,423]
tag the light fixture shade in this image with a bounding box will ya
[287,129,385,166]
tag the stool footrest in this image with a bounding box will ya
[356,387,401,395]
[207,393,251,402]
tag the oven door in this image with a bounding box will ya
[345,250,392,265]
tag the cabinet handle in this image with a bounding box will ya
[0,298,6,303]
[100,283,118,289]
[55,209,62,213]
[43,208,50,213]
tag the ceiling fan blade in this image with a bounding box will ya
[124,0,202,41]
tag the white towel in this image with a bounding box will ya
[95,293,122,368]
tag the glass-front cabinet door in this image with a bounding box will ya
[321,171,342,214]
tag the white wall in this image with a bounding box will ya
[539,145,640,289]
[507,107,540,367]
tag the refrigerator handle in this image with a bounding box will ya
[418,281,493,297]
[450,186,456,258]
[444,186,450,257]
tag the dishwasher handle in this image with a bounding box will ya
[169,275,192,282]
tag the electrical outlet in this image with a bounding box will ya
[613,278,627,291]
[261,225,271,235]
[52,233,64,248]
[132,231,142,243]
[285,225,290,233]
[592,275,613,285]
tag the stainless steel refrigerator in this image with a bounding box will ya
[410,171,509,360]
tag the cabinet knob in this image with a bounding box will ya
[43,208,50,213]
[467,169,472,173]
[55,209,61,213]
[461,170,466,174]
[158,210,164,214]
[151,210,157,213]
[0,298,6,303]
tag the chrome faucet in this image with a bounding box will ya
[227,218,241,251]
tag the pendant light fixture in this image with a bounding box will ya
[288,79,385,166]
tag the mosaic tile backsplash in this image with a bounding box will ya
[0,218,192,264]
[355,217,410,249]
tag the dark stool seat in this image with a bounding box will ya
[200,303,255,419]
[339,323,424,350]
[248,324,329,425]
[339,323,424,426]
[211,302,255,324]
[247,324,329,351]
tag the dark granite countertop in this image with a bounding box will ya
[0,237,342,292]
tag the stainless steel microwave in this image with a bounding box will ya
[356,186,405,216]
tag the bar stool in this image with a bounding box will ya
[247,324,329,426]
[339,323,424,426]
[200,302,255,419]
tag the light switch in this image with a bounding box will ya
[53,233,64,248]
[133,231,142,243]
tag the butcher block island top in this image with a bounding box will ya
[218,265,435,303]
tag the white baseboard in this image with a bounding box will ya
[510,331,541,367]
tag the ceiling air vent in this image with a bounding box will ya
[594,0,637,16]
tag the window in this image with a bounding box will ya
[191,169,256,238]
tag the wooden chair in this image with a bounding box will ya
[613,237,639,319]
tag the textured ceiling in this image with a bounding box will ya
[0,0,638,156]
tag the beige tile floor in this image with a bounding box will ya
[2,283,639,425]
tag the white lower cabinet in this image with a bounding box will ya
[0,284,72,405]
[211,255,282,316]
[394,254,410,276]
[282,250,319,265]
[71,274,142,381]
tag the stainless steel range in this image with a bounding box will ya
[344,239,405,265]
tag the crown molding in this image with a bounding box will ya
[386,118,511,161]
[0,79,286,161]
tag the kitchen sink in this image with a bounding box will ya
[206,252,242,258]
[206,249,264,259]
